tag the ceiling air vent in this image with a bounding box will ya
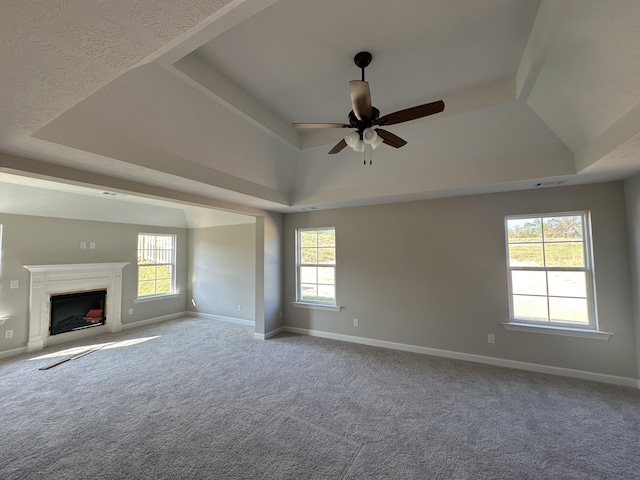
[533,180,567,188]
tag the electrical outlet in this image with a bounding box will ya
[10,280,19,289]
[5,330,13,339]
[488,334,495,344]
[128,308,133,315]
[90,242,96,249]
[353,318,359,327]
[237,304,242,311]
[80,242,87,249]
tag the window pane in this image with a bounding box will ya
[317,229,335,247]
[509,244,544,267]
[548,271,586,298]
[317,285,335,302]
[507,218,542,243]
[138,250,156,264]
[511,271,546,295]
[318,267,335,284]
[300,231,317,247]
[138,281,155,297]
[301,284,317,301]
[156,279,171,294]
[300,248,318,264]
[318,248,335,264]
[139,265,156,281]
[300,266,317,284]
[157,265,172,280]
[513,295,548,320]
[549,297,589,324]
[543,216,582,242]
[545,242,584,267]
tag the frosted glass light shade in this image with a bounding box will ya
[362,128,377,144]
[345,131,360,147]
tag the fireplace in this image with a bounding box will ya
[24,263,128,352]
[50,289,107,335]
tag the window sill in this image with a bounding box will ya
[292,302,342,312]
[133,293,181,304]
[502,322,612,340]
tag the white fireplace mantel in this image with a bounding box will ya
[24,262,129,352]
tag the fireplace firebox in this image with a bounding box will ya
[50,289,107,335]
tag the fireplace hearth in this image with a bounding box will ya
[50,289,107,335]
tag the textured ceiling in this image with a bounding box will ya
[2,0,640,221]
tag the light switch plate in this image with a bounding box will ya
[10,280,19,289]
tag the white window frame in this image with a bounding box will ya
[294,227,340,311]
[135,233,177,301]
[503,211,611,340]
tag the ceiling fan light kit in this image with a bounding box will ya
[362,128,383,149]
[345,131,360,147]
[292,51,445,161]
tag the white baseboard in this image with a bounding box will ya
[254,326,285,340]
[122,312,187,330]
[0,346,28,360]
[189,312,254,327]
[284,326,639,389]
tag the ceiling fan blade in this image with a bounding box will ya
[328,139,348,154]
[292,123,350,129]
[375,128,407,148]
[350,80,372,121]
[375,100,445,126]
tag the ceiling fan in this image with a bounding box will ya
[292,51,445,156]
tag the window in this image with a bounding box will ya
[505,212,597,330]
[296,228,336,305]
[137,233,176,298]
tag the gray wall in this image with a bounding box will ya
[0,213,188,354]
[262,212,284,335]
[187,223,256,321]
[284,182,638,379]
[623,174,640,378]
[254,212,284,335]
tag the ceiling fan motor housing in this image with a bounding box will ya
[349,107,380,131]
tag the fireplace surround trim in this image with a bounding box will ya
[24,262,129,352]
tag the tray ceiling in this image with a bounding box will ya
[2,0,640,215]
